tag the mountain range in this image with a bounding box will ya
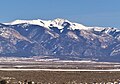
[0,18,120,62]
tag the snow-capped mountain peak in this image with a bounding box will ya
[1,18,120,62]
[4,18,118,34]
[52,18,67,25]
[4,18,91,30]
[51,18,90,30]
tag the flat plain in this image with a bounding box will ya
[0,59,120,83]
[0,61,120,84]
[0,70,120,84]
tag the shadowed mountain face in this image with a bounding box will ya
[0,18,120,61]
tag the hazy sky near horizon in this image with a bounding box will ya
[0,0,120,28]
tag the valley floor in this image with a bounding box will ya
[0,70,120,84]
[1,58,120,83]
[1,59,120,70]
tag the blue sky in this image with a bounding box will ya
[0,0,120,28]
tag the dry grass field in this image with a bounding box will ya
[0,71,120,84]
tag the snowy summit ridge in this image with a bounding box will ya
[4,18,91,30]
